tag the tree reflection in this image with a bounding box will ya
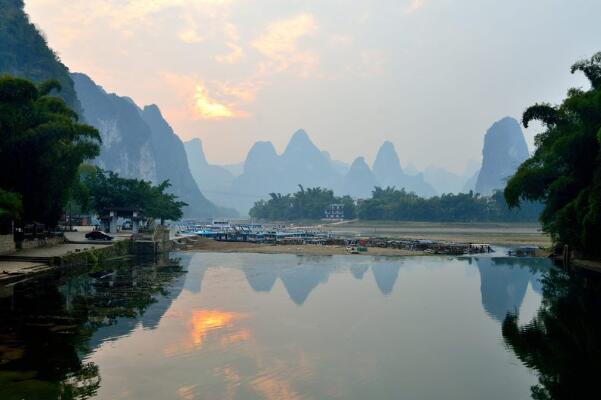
[502,267,601,400]
[0,256,185,399]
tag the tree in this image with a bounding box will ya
[0,76,101,226]
[145,180,187,224]
[0,188,22,219]
[249,186,357,221]
[505,52,601,258]
[74,168,187,223]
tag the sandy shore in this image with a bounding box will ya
[327,221,551,247]
[181,238,421,256]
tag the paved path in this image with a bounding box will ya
[0,228,131,284]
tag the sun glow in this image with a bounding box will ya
[189,309,239,346]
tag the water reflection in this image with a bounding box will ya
[0,256,185,399]
[234,254,403,303]
[0,253,566,399]
[503,267,601,400]
[371,262,402,295]
[350,264,369,280]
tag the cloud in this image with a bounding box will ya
[404,0,425,14]
[252,13,319,76]
[215,23,244,63]
[163,73,251,120]
[118,0,233,24]
[194,83,248,119]
[179,26,204,44]
[215,80,261,102]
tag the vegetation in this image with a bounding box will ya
[74,167,188,224]
[358,187,541,222]
[505,52,601,258]
[249,185,541,222]
[249,186,356,220]
[503,268,601,400]
[0,76,101,226]
[0,188,22,219]
[0,0,81,112]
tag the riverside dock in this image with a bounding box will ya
[0,226,173,285]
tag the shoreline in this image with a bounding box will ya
[181,238,469,257]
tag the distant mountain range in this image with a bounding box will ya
[186,118,531,215]
[186,130,437,214]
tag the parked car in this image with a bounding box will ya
[85,230,114,241]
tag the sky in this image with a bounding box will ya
[25,0,601,173]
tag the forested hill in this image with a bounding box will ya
[0,0,81,113]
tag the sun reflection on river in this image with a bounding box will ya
[190,309,239,347]
[163,309,250,357]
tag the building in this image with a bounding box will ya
[324,204,345,220]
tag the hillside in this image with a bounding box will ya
[0,0,81,113]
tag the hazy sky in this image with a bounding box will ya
[26,0,601,173]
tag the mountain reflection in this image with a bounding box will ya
[502,267,601,400]
[371,262,401,295]
[350,264,369,280]
[476,257,531,322]
[279,264,333,305]
[0,256,185,399]
[238,255,404,304]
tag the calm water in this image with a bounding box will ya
[1,252,598,399]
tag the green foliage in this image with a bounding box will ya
[358,187,541,222]
[0,76,101,226]
[0,0,81,113]
[77,168,187,223]
[0,188,22,219]
[249,185,357,220]
[504,52,601,257]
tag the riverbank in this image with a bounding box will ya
[0,229,133,284]
[327,221,551,247]
[183,238,428,256]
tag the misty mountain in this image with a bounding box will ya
[372,141,436,197]
[343,157,379,198]
[463,169,480,193]
[72,73,158,182]
[280,130,341,192]
[322,151,350,176]
[475,117,529,195]
[423,159,479,195]
[73,73,233,218]
[0,0,81,113]
[228,141,284,213]
[222,161,245,177]
[184,138,236,207]
[219,131,343,214]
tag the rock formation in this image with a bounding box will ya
[372,141,436,197]
[343,157,379,198]
[475,117,529,195]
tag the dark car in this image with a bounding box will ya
[85,230,114,241]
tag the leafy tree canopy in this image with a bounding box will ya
[250,185,356,221]
[0,75,101,226]
[0,188,22,219]
[358,187,541,222]
[76,167,187,223]
[505,52,601,257]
